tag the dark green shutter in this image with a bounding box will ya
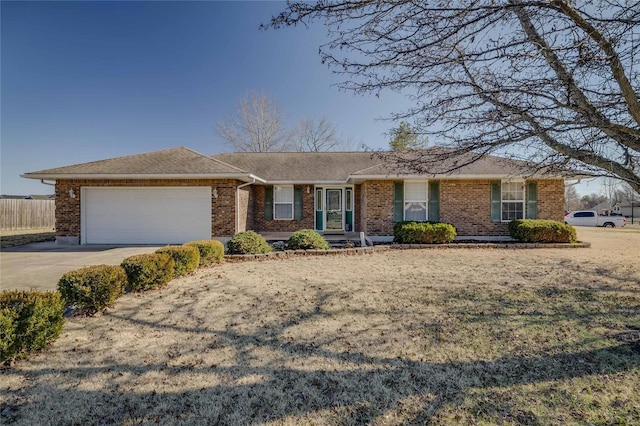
[294,187,303,220]
[264,186,273,221]
[526,182,538,219]
[393,182,404,222]
[428,181,440,222]
[490,182,501,223]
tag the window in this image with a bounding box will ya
[316,188,323,211]
[404,181,428,221]
[274,185,293,220]
[574,211,594,218]
[501,181,524,221]
[345,188,353,211]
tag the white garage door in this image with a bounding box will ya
[82,187,211,244]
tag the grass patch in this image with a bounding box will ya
[0,228,638,424]
[0,229,55,248]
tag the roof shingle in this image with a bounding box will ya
[23,147,247,177]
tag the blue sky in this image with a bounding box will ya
[1,1,603,196]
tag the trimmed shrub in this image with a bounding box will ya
[0,290,65,363]
[121,253,175,291]
[287,229,330,250]
[58,265,127,312]
[227,231,272,255]
[185,240,225,266]
[393,221,457,244]
[509,219,577,243]
[155,245,200,277]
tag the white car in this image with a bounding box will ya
[564,210,626,227]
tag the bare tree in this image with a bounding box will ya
[268,1,640,192]
[217,92,292,152]
[602,177,622,205]
[293,117,348,151]
[565,185,580,211]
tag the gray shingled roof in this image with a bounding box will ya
[351,150,537,177]
[23,147,568,182]
[213,150,561,181]
[23,147,249,178]
[212,152,381,182]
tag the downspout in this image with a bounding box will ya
[236,178,257,234]
[40,179,56,186]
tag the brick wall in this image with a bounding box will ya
[536,179,565,221]
[56,178,566,242]
[251,185,315,232]
[440,180,509,236]
[360,180,395,236]
[360,179,565,237]
[54,179,240,241]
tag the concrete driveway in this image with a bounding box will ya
[0,242,162,291]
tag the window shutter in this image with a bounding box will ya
[294,186,303,220]
[394,182,404,222]
[428,181,440,222]
[264,186,273,221]
[526,182,538,219]
[490,182,501,223]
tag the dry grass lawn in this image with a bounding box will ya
[0,228,55,248]
[1,226,639,424]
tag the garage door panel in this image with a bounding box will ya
[83,187,212,244]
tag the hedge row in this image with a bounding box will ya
[509,219,577,243]
[393,221,457,244]
[0,239,225,365]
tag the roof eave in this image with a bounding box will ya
[21,173,262,182]
[262,180,349,185]
[347,173,571,182]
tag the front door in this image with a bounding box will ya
[325,189,343,232]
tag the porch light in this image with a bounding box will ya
[306,185,310,194]
[213,188,219,199]
[68,189,76,199]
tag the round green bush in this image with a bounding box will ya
[185,240,225,266]
[509,219,577,243]
[58,265,127,312]
[287,229,330,250]
[121,253,175,291]
[226,231,272,255]
[0,290,65,363]
[393,221,457,244]
[155,245,200,277]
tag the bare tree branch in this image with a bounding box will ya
[293,117,350,151]
[267,1,640,192]
[217,92,292,152]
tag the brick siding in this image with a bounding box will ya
[55,178,566,242]
[440,180,509,236]
[251,185,315,232]
[536,179,565,221]
[360,180,395,236]
[362,179,566,237]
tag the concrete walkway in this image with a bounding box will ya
[0,242,162,292]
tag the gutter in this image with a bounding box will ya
[21,173,261,182]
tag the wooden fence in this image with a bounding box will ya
[0,199,55,230]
